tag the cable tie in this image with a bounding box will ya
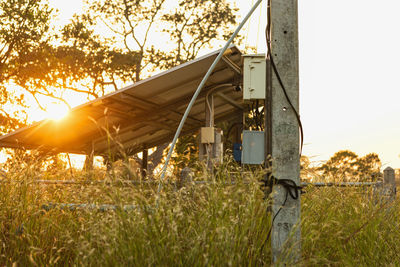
[261,174,303,200]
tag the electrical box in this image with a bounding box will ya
[241,130,265,164]
[199,128,223,164]
[233,143,242,162]
[243,54,266,100]
[200,127,215,143]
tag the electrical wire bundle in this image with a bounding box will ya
[248,100,264,131]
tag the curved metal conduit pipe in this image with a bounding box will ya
[157,0,264,196]
[205,83,234,127]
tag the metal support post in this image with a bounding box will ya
[203,94,214,171]
[83,151,94,172]
[373,167,396,205]
[103,156,112,172]
[142,148,148,178]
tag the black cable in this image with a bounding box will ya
[258,107,265,131]
[265,0,304,155]
[255,100,261,130]
[252,101,257,129]
[263,176,302,201]
[260,174,303,248]
[226,122,243,140]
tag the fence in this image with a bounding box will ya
[1,167,397,211]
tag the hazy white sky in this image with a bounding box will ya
[298,0,400,169]
[51,0,400,168]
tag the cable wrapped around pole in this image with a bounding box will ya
[157,0,264,195]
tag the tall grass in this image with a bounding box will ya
[1,156,400,266]
[301,185,400,266]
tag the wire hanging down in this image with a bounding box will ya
[265,0,303,155]
[263,175,303,241]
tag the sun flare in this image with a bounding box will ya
[45,103,70,121]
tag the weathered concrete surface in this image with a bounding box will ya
[269,0,301,263]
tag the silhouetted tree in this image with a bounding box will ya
[319,150,381,182]
[0,0,52,132]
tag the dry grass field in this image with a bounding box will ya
[1,158,400,266]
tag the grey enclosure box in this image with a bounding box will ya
[243,54,266,100]
[241,130,265,164]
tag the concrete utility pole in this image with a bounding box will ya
[267,0,301,263]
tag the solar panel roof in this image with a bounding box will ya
[0,45,244,156]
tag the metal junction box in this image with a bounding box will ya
[200,127,215,143]
[241,130,265,164]
[243,54,266,100]
[199,128,223,164]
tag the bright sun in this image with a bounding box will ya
[45,103,70,121]
[27,92,87,122]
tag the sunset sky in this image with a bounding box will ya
[43,0,400,168]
